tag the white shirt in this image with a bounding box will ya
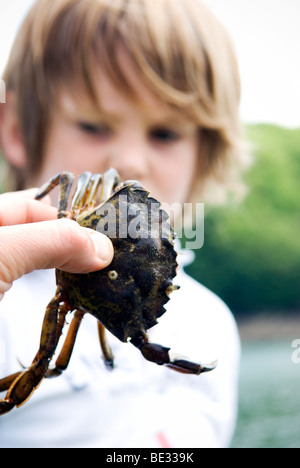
[0,247,240,448]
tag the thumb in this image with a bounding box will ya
[0,218,114,299]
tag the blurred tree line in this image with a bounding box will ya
[185,124,300,316]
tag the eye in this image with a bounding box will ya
[78,122,112,138]
[149,127,180,144]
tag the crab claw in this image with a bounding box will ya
[131,336,217,376]
[200,360,218,373]
[167,351,217,375]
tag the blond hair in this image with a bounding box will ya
[2,0,249,202]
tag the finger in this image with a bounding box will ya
[0,219,114,297]
[0,190,57,226]
[1,188,51,202]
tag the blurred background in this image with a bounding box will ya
[0,0,300,448]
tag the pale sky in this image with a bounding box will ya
[0,0,299,128]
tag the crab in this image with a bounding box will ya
[0,169,216,415]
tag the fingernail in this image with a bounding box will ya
[87,230,113,265]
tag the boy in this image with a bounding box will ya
[0,0,246,447]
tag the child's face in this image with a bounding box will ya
[36,57,199,207]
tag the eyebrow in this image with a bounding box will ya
[59,94,114,123]
[65,104,118,123]
[60,94,194,128]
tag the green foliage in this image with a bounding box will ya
[185,124,300,315]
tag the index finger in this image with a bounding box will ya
[0,189,58,226]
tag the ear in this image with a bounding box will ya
[0,91,27,168]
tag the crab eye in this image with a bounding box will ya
[108,270,118,281]
[165,282,180,296]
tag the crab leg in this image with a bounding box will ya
[85,173,103,208]
[131,335,217,375]
[99,168,120,202]
[98,322,115,370]
[0,293,61,415]
[46,310,85,377]
[71,171,93,212]
[35,172,75,219]
[0,371,23,393]
[0,291,68,401]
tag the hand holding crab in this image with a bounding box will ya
[0,189,113,416]
[0,169,216,415]
[0,189,113,299]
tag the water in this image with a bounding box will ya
[231,340,300,448]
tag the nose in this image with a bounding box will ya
[108,131,149,183]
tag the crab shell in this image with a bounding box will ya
[56,183,179,343]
